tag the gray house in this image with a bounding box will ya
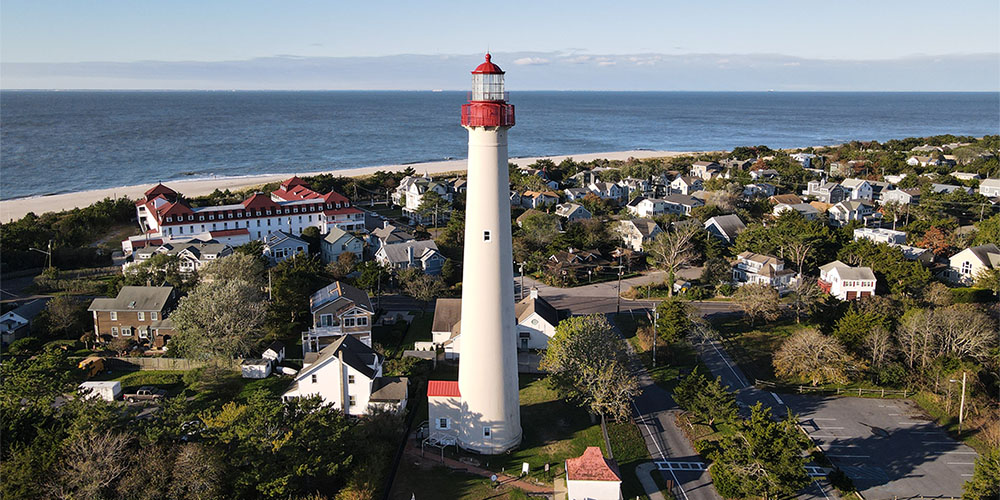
[263,230,309,265]
[375,240,446,275]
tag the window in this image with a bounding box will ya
[111,327,119,336]
[201,224,206,231]
[357,316,368,326]
[349,395,356,406]
[320,314,334,327]
[138,329,149,339]
[208,215,214,220]
[137,311,145,321]
[311,374,318,384]
[437,418,450,430]
[188,215,194,221]
[483,427,491,438]
[294,207,299,213]
[483,230,491,242]
[961,261,972,275]
[166,217,172,222]
[122,327,132,337]
[257,220,261,227]
[151,311,158,320]
[344,318,356,327]
[348,375,355,384]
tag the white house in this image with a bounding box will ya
[790,153,817,168]
[369,222,414,254]
[979,178,1000,198]
[375,240,446,275]
[690,161,723,181]
[263,341,286,364]
[321,226,364,264]
[263,231,309,265]
[880,188,921,206]
[566,447,623,500]
[241,359,272,379]
[946,244,1000,285]
[393,175,454,224]
[951,172,981,182]
[617,177,651,197]
[884,174,908,184]
[432,290,560,359]
[661,194,704,216]
[670,176,703,195]
[732,251,796,292]
[521,190,561,209]
[704,214,746,245]
[750,168,780,181]
[555,202,592,222]
[131,239,234,274]
[907,155,941,167]
[802,180,845,204]
[931,183,974,195]
[853,227,907,245]
[818,261,877,301]
[773,202,820,220]
[840,179,873,201]
[743,183,776,198]
[625,197,666,218]
[587,182,625,201]
[616,219,663,252]
[0,298,49,347]
[283,335,407,415]
[828,200,879,227]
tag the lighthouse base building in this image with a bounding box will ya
[425,54,522,455]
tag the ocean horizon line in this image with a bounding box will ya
[2,89,999,93]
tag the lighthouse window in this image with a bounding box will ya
[437,418,450,430]
[483,230,491,242]
[483,427,491,438]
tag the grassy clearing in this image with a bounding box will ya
[710,316,810,382]
[110,370,186,392]
[373,311,433,358]
[608,420,664,499]
[389,462,526,500]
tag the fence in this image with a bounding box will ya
[755,378,911,399]
[104,357,215,372]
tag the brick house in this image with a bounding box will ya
[88,286,177,350]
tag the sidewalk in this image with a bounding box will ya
[401,436,553,495]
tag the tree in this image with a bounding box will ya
[328,251,357,280]
[399,269,446,312]
[785,280,822,324]
[168,443,225,500]
[416,190,450,227]
[354,261,387,294]
[963,447,1000,500]
[170,279,268,361]
[773,329,860,386]
[864,326,894,383]
[646,223,701,297]
[833,305,889,352]
[673,368,737,426]
[919,226,955,258]
[707,403,811,499]
[972,214,1000,246]
[199,252,267,289]
[267,255,327,335]
[733,283,781,326]
[541,315,639,422]
[929,304,996,361]
[923,282,954,307]
[974,267,1000,297]
[51,430,133,500]
[301,226,322,254]
[700,256,731,287]
[41,295,87,338]
[655,299,691,345]
[880,201,906,230]
[896,308,936,369]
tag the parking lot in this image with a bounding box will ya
[783,394,977,499]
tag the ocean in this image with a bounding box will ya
[1,91,997,200]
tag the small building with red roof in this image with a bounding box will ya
[426,380,462,445]
[565,446,622,500]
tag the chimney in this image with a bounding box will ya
[529,287,538,300]
[406,245,414,265]
[383,220,391,229]
[338,348,348,412]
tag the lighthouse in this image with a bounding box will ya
[425,54,521,455]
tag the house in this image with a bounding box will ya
[88,286,177,350]
[587,182,625,201]
[946,244,1000,285]
[0,298,50,347]
[321,226,363,264]
[743,183,776,198]
[563,187,591,201]
[616,219,663,252]
[392,175,454,224]
[750,168,780,181]
[732,252,795,292]
[690,161,723,181]
[951,172,981,182]
[828,200,879,227]
[565,447,623,500]
[790,153,817,168]
[369,222,415,254]
[907,155,941,167]
[818,261,877,301]
[625,197,667,218]
[509,191,522,206]
[262,230,309,264]
[931,184,974,195]
[802,180,845,204]
[979,179,1000,198]
[911,144,943,153]
[283,335,407,415]
[375,240,445,275]
[661,194,704,216]
[131,239,234,274]
[704,214,746,244]
[427,381,462,445]
[432,289,560,359]
[618,177,651,196]
[263,341,286,364]
[884,174,908,184]
[773,202,819,220]
[854,227,906,245]
[303,281,375,351]
[769,194,804,206]
[546,248,609,283]
[722,158,755,171]
[880,188,921,206]
[555,203,592,222]
[521,190,560,209]
[241,359,272,379]
[840,178,874,201]
[670,176,703,195]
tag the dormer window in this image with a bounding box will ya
[293,207,299,213]
[327,204,332,209]
[188,215,194,221]
[266,210,272,215]
[208,215,214,220]
[256,211,262,216]
[166,217,172,222]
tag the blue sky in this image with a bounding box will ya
[2,0,998,89]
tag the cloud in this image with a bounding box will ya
[598,61,617,66]
[513,57,550,66]
[562,55,592,64]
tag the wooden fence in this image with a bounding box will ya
[104,357,216,372]
[754,379,911,399]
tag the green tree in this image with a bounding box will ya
[541,315,639,422]
[267,255,328,336]
[300,226,322,254]
[170,279,268,361]
[327,251,357,280]
[655,298,691,345]
[416,190,450,227]
[963,447,1000,500]
[707,403,811,499]
[199,252,267,289]
[673,368,737,426]
[39,295,88,339]
[399,268,446,312]
[972,214,1000,246]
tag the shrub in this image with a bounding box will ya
[116,371,184,389]
[950,287,994,303]
[717,283,736,297]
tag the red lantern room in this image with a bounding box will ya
[461,53,515,128]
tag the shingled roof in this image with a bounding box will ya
[566,447,621,482]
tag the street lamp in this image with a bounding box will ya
[517,261,526,300]
[29,240,53,269]
[949,373,967,434]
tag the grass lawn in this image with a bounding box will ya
[710,316,811,382]
[389,462,529,500]
[373,311,433,358]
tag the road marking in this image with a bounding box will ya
[962,474,973,477]
[809,435,840,438]
[813,480,831,500]
[887,413,902,416]
[897,421,924,425]
[819,426,845,430]
[943,451,978,455]
[771,392,784,405]
[912,431,943,435]
[705,336,747,389]
[923,441,960,444]
[948,462,975,465]
[826,444,859,448]
[631,401,688,500]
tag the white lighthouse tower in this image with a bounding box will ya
[456,54,521,454]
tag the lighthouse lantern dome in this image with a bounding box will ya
[471,53,506,102]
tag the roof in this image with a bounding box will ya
[144,183,177,199]
[471,53,504,74]
[265,230,307,248]
[370,377,408,402]
[89,286,174,312]
[623,218,662,238]
[379,240,441,264]
[310,281,373,314]
[662,194,702,206]
[427,380,461,398]
[967,244,1000,269]
[517,209,546,224]
[566,447,621,482]
[371,224,414,244]
[8,297,51,322]
[840,178,870,189]
[555,203,588,218]
[300,335,379,380]
[981,178,1000,188]
[515,294,560,327]
[770,194,804,205]
[738,251,782,268]
[820,260,876,280]
[265,341,285,352]
[432,298,463,333]
[705,214,746,240]
[323,226,358,244]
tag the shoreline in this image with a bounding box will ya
[0,150,694,222]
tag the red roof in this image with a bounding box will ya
[280,176,309,190]
[427,380,461,398]
[472,53,504,74]
[566,447,621,482]
[241,192,279,210]
[144,183,177,199]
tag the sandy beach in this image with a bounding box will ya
[0,150,695,222]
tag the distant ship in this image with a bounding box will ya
[432,89,443,92]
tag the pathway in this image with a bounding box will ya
[401,436,553,496]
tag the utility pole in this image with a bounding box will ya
[652,304,658,368]
[267,269,272,301]
[518,262,525,301]
[614,265,624,314]
[959,371,967,435]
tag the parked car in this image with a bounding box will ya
[124,386,166,403]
